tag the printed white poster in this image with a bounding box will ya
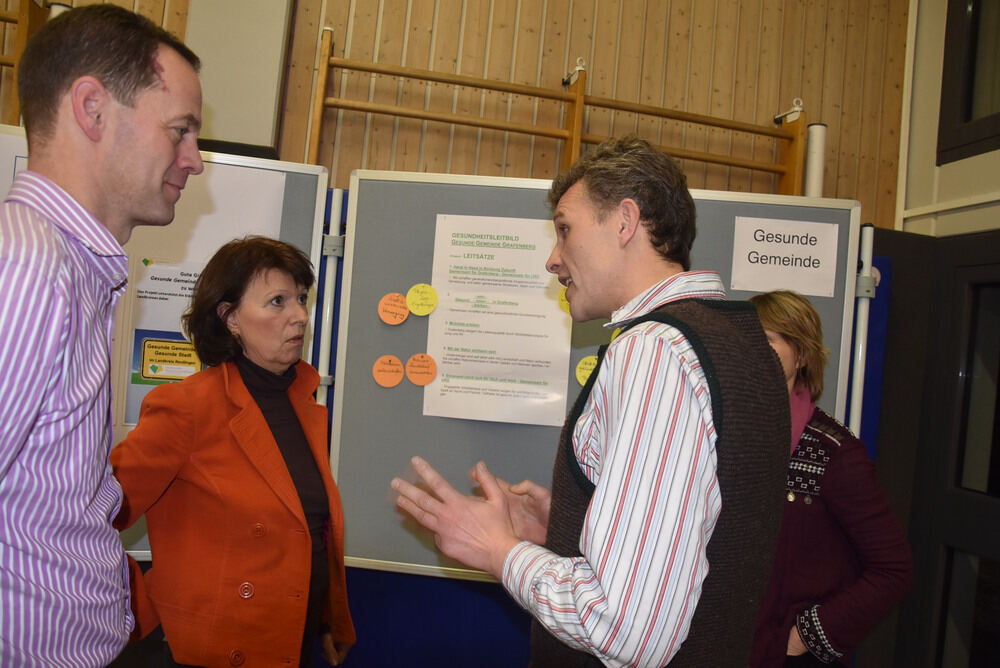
[123,261,203,424]
[423,214,571,426]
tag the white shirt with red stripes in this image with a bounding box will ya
[502,270,725,668]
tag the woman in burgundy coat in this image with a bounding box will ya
[749,290,912,667]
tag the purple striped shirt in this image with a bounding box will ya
[503,271,725,667]
[1,171,133,666]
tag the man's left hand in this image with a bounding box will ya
[391,456,521,577]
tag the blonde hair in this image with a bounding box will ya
[750,290,829,401]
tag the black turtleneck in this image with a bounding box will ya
[233,354,330,663]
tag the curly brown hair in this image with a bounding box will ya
[548,134,696,270]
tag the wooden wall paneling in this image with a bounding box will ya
[855,0,888,224]
[1,0,15,123]
[683,0,717,189]
[530,0,571,180]
[801,0,829,106]
[503,0,544,179]
[279,0,321,163]
[800,0,828,187]
[704,0,740,191]
[662,1,693,166]
[777,0,805,102]
[751,0,784,193]
[314,0,350,177]
[105,0,133,10]
[475,0,515,176]
[609,0,644,140]
[729,0,764,192]
[449,0,491,176]
[585,0,622,142]
[161,0,188,38]
[874,0,907,228]
[819,0,848,198]
[421,0,463,175]
[291,0,908,209]
[365,0,408,173]
[563,0,596,163]
[392,0,435,175]
[834,0,867,202]
[136,0,166,23]
[777,0,805,189]
[172,4,187,38]
[637,0,669,146]
[333,0,378,187]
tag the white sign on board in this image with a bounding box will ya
[731,216,839,297]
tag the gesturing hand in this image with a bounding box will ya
[391,456,521,578]
[483,470,551,546]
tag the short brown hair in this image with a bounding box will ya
[184,237,315,367]
[18,4,200,146]
[750,290,829,401]
[548,134,696,270]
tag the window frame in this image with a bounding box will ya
[937,0,1000,165]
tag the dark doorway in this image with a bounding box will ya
[877,228,1000,667]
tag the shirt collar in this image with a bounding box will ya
[608,270,726,328]
[5,170,126,259]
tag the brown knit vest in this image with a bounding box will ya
[529,299,789,667]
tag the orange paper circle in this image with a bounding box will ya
[405,353,438,386]
[372,354,405,388]
[378,292,410,325]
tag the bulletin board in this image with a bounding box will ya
[0,124,329,559]
[331,170,861,579]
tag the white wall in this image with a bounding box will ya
[898,0,1000,236]
[184,0,292,148]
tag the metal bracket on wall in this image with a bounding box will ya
[323,234,345,257]
[855,274,877,299]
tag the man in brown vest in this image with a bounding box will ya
[392,135,788,666]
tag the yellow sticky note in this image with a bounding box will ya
[406,283,438,316]
[575,355,598,386]
[558,286,571,315]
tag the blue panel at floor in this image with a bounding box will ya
[319,566,531,668]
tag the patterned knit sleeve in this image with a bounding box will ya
[796,427,913,660]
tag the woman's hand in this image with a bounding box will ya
[786,625,808,656]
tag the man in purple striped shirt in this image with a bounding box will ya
[393,136,788,666]
[0,6,203,665]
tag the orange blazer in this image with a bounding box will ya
[112,360,355,667]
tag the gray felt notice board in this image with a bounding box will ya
[331,170,860,579]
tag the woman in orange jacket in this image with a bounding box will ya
[112,236,355,667]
